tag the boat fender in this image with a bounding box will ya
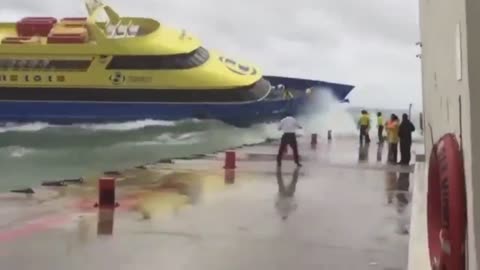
[41,180,67,187]
[427,133,467,270]
[62,178,84,184]
[103,170,122,176]
[10,188,35,194]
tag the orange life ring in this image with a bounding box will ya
[427,133,467,270]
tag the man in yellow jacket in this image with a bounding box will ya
[385,114,400,163]
[377,112,384,144]
[358,110,371,145]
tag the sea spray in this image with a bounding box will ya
[0,105,419,191]
[298,87,357,136]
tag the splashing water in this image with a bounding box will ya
[0,94,414,192]
[299,88,357,136]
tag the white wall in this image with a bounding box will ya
[418,0,479,268]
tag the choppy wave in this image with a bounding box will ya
[0,122,51,133]
[76,119,177,131]
[123,132,204,146]
[0,119,182,133]
[0,117,286,191]
[0,92,423,192]
[0,146,35,158]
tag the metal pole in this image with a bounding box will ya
[419,112,424,135]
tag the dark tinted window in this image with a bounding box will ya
[0,59,91,71]
[238,78,271,101]
[46,60,91,70]
[0,78,271,103]
[106,47,210,70]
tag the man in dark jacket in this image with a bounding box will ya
[398,113,415,165]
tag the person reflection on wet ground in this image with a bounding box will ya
[358,142,370,162]
[376,141,384,162]
[385,171,397,204]
[395,172,410,208]
[275,166,300,221]
[395,172,411,234]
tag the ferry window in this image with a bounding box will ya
[46,60,91,70]
[0,78,271,103]
[0,59,91,71]
[106,46,210,70]
[245,78,271,100]
[15,60,27,69]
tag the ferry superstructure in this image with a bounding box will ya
[0,0,354,126]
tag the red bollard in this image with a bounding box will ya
[96,177,117,208]
[224,151,236,169]
[311,133,318,148]
[224,169,235,185]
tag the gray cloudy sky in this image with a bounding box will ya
[1,0,422,110]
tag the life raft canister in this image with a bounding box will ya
[427,133,467,270]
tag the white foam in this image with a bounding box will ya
[0,122,51,133]
[76,119,176,131]
[0,146,35,158]
[155,132,202,145]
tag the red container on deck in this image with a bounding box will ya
[21,17,57,21]
[60,17,88,27]
[16,17,57,37]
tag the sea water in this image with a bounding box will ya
[0,92,422,192]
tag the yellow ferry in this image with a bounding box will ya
[0,0,354,126]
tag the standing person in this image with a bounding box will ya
[358,110,371,145]
[377,112,384,144]
[398,113,416,165]
[386,114,400,163]
[277,114,302,167]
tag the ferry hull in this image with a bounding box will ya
[0,99,306,127]
[0,77,354,127]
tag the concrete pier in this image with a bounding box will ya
[0,137,423,269]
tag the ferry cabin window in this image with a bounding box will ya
[0,59,91,71]
[0,78,272,103]
[106,47,210,70]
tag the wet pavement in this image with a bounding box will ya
[0,136,422,270]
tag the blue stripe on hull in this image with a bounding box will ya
[0,98,306,127]
[0,76,354,126]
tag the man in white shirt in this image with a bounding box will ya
[277,114,302,167]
